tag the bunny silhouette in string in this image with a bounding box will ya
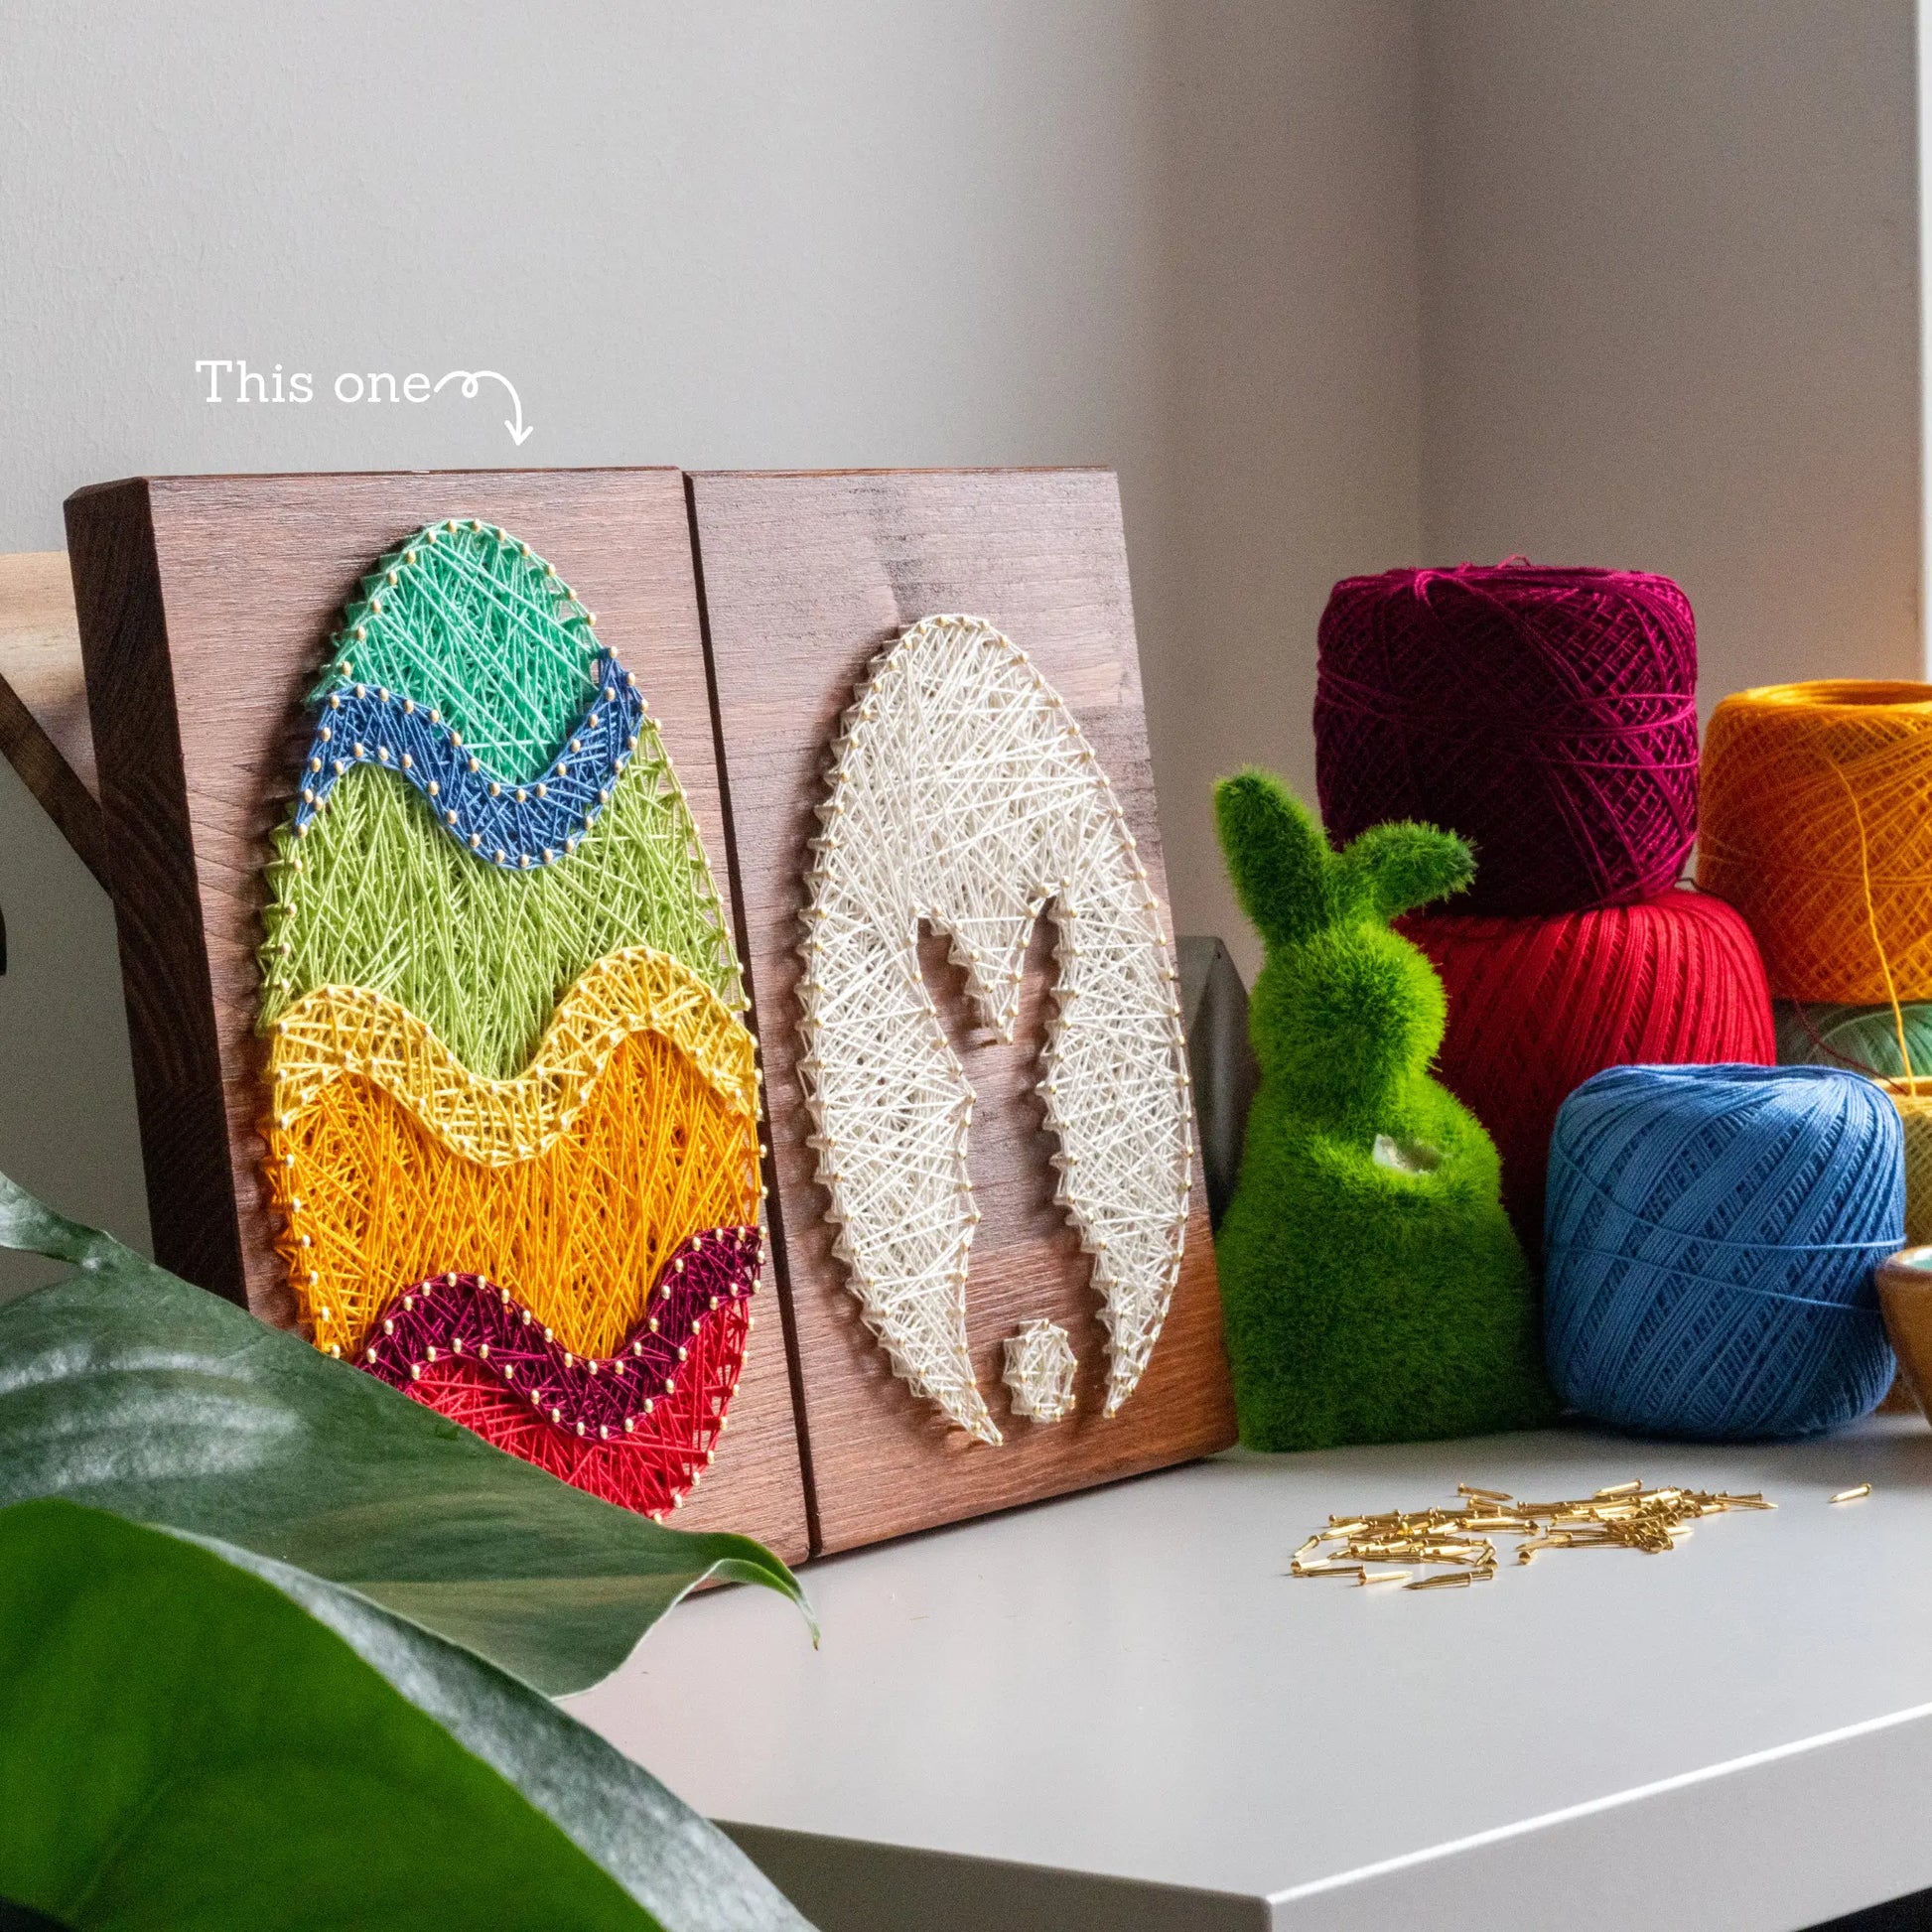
[1213,770,1552,1449]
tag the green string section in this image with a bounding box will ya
[259,746,744,1080]
[319,519,602,783]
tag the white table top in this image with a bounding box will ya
[568,1420,1932,1931]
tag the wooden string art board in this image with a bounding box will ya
[689,468,1235,1554]
[64,471,809,1561]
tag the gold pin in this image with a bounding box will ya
[1357,1568,1411,1586]
[1830,1483,1872,1504]
[1298,1477,1772,1594]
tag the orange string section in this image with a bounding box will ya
[1699,681,1932,1003]
[268,1028,759,1361]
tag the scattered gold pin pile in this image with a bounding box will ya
[1293,1479,1777,1591]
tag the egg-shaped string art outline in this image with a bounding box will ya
[798,614,1194,1445]
[258,516,762,1519]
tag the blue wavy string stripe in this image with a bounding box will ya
[1544,1062,1902,1441]
[291,653,646,869]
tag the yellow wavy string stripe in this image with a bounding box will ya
[1699,682,1932,1003]
[268,946,757,1163]
[266,949,759,1360]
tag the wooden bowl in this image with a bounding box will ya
[1876,1246,1932,1419]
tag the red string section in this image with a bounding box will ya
[1402,890,1774,1254]
[408,1295,753,1520]
[369,1226,759,1519]
[358,1226,759,1442]
[1315,562,1699,915]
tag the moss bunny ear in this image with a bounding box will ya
[1341,819,1475,921]
[1214,769,1338,949]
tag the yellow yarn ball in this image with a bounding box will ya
[1699,681,1932,1003]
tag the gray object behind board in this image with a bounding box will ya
[1178,936,1259,1231]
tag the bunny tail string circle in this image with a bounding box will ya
[798,615,1194,1445]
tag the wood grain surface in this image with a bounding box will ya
[0,550,106,885]
[64,471,808,1560]
[688,468,1235,1555]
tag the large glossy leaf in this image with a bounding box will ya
[0,1499,812,1931]
[0,1172,811,1694]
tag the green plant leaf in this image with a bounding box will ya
[0,1170,812,1694]
[0,1499,813,1931]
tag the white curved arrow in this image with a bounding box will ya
[434,368,533,446]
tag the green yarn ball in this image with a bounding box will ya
[1774,1000,1932,1081]
[1211,770,1553,1451]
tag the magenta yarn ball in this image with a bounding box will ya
[1314,561,1699,916]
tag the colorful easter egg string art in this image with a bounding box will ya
[798,614,1193,1446]
[259,519,761,1517]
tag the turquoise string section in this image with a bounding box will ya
[1544,1062,1901,1441]
[320,518,603,782]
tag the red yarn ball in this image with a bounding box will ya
[1402,890,1774,1255]
[1316,562,1699,915]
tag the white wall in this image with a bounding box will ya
[1419,0,1921,714]
[1158,0,1422,976]
[0,0,1425,1265]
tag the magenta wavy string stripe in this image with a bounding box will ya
[1314,561,1699,916]
[357,1224,761,1441]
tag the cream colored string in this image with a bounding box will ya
[797,615,1193,1445]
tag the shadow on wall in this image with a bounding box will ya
[0,755,147,1301]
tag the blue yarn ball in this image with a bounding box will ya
[1545,1063,1902,1440]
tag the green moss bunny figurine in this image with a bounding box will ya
[1212,769,1552,1449]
